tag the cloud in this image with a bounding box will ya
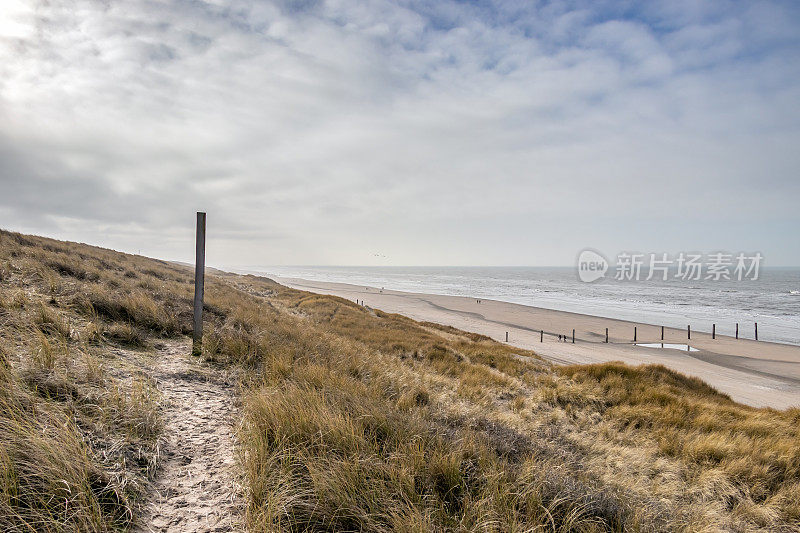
[1,0,799,265]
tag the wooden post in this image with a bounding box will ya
[661,326,664,340]
[540,330,543,342]
[193,212,206,355]
[687,325,691,340]
[712,324,716,339]
[634,326,637,342]
[572,329,575,343]
[605,327,608,343]
[736,323,739,339]
[505,331,508,342]
[755,322,758,341]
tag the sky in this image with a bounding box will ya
[1,0,799,267]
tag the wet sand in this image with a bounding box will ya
[277,277,800,410]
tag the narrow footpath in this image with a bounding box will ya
[136,340,242,532]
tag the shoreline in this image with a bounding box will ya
[274,276,800,409]
[245,266,800,346]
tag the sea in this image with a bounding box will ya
[244,266,800,346]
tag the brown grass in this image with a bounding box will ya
[0,231,172,531]
[1,228,799,532]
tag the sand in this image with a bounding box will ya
[277,277,800,410]
[136,340,243,533]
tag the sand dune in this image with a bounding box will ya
[278,277,800,409]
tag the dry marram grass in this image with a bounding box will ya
[1,229,798,532]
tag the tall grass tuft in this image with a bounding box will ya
[1,352,132,531]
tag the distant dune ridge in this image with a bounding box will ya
[1,229,799,532]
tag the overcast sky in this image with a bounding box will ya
[1,0,799,267]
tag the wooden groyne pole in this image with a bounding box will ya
[687,325,691,340]
[736,322,739,339]
[605,328,608,343]
[755,322,758,341]
[633,326,637,342]
[572,329,575,343]
[193,212,206,355]
[712,324,716,339]
[661,326,664,340]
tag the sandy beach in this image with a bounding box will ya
[277,277,800,409]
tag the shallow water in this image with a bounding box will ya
[635,343,699,352]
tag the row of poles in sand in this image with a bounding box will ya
[502,322,760,344]
[353,291,761,346]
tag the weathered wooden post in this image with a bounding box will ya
[712,324,716,339]
[505,331,508,342]
[540,330,543,342]
[687,325,691,340]
[634,326,637,342]
[572,329,575,343]
[736,322,739,339]
[754,322,758,341]
[661,326,664,340]
[193,212,206,356]
[605,327,608,343]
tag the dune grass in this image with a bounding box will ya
[0,231,175,531]
[1,228,799,532]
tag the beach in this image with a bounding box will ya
[277,277,800,409]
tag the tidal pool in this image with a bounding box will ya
[634,343,699,352]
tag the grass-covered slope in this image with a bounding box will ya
[0,232,171,531]
[1,229,798,532]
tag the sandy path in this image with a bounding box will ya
[136,340,242,532]
[277,277,800,409]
